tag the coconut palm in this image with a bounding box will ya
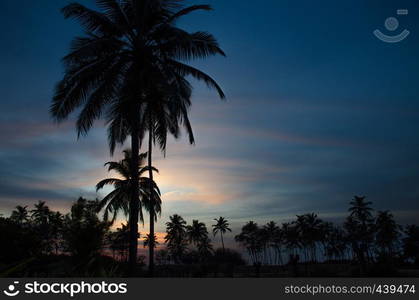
[51,0,225,274]
[96,149,161,224]
[49,211,64,255]
[235,221,262,264]
[298,213,323,262]
[108,223,132,261]
[323,224,347,262]
[347,196,374,264]
[10,205,29,225]
[143,233,159,249]
[186,220,208,246]
[197,237,213,260]
[349,196,373,226]
[31,201,50,226]
[263,221,280,264]
[272,224,285,265]
[282,222,301,257]
[375,210,400,258]
[212,216,231,251]
[165,214,188,263]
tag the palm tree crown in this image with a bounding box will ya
[10,205,29,224]
[187,219,209,246]
[96,149,161,223]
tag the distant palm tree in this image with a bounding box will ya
[375,210,400,258]
[212,217,231,251]
[282,222,301,257]
[108,223,132,261]
[51,0,225,274]
[349,196,373,225]
[296,213,323,262]
[49,211,64,254]
[187,220,208,246]
[347,196,374,265]
[96,149,161,224]
[271,223,285,265]
[165,214,188,263]
[31,201,50,226]
[235,221,262,264]
[263,221,280,264]
[143,233,159,249]
[10,205,29,225]
[197,237,213,260]
[323,223,347,262]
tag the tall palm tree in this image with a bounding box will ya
[347,196,374,264]
[212,216,231,251]
[10,205,29,225]
[263,221,280,264]
[51,0,225,274]
[235,221,262,264]
[96,149,161,224]
[272,224,285,265]
[49,211,64,255]
[282,222,301,258]
[187,219,209,246]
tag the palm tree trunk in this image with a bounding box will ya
[128,122,140,276]
[148,117,155,276]
[221,232,225,251]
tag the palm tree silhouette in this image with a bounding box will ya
[108,223,132,261]
[296,213,323,262]
[165,214,188,263]
[10,205,29,225]
[96,149,161,224]
[197,237,213,261]
[212,216,231,251]
[51,0,225,274]
[49,211,64,255]
[235,221,262,264]
[375,210,400,258]
[187,220,209,246]
[263,221,280,264]
[31,201,50,226]
[349,196,373,225]
[143,233,159,250]
[282,222,301,258]
[346,196,374,267]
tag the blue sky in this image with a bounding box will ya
[1,0,419,245]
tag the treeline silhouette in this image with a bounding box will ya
[234,197,419,276]
[0,196,418,277]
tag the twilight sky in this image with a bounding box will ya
[1,0,419,246]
